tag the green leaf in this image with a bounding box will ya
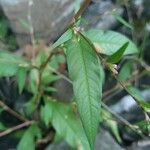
[127,86,150,112]
[50,29,72,51]
[0,19,8,38]
[17,124,41,150]
[44,87,57,92]
[24,99,36,117]
[28,69,39,93]
[48,54,65,70]
[0,122,6,131]
[0,51,29,77]
[127,86,145,101]
[0,108,4,114]
[107,42,129,64]
[136,120,150,133]
[40,97,90,150]
[138,101,150,112]
[42,72,60,85]
[119,61,132,81]
[65,31,102,149]
[36,51,47,66]
[17,68,27,94]
[102,109,122,143]
[112,12,133,29]
[84,29,138,55]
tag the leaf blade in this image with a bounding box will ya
[65,31,102,149]
[112,13,133,29]
[107,42,129,64]
[84,29,138,55]
[17,124,41,150]
[40,97,90,150]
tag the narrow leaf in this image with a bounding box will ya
[112,13,133,29]
[102,110,122,143]
[136,120,150,133]
[65,31,102,149]
[17,68,27,94]
[50,29,72,51]
[107,42,129,63]
[127,86,145,101]
[119,61,132,81]
[127,86,150,112]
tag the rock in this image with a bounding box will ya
[45,141,72,150]
[94,130,124,150]
[45,129,124,150]
[82,0,123,30]
[110,89,150,114]
[0,0,79,47]
[127,140,150,150]
[52,72,73,103]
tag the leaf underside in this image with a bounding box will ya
[65,31,102,149]
[85,29,138,55]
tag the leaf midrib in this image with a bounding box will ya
[79,40,93,146]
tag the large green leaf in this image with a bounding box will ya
[65,31,102,149]
[17,124,41,150]
[84,29,138,55]
[40,97,90,150]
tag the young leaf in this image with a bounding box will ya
[112,13,133,29]
[40,97,90,150]
[24,99,36,117]
[17,124,41,150]
[102,109,122,143]
[17,68,27,94]
[136,120,150,133]
[50,29,72,51]
[28,69,39,94]
[127,86,145,102]
[139,101,150,112]
[0,122,6,131]
[0,51,29,77]
[127,86,150,112]
[65,31,102,149]
[107,42,129,64]
[119,61,132,81]
[84,29,138,55]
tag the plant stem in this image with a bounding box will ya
[74,0,91,21]
[102,103,147,139]
[0,100,28,122]
[0,121,34,137]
